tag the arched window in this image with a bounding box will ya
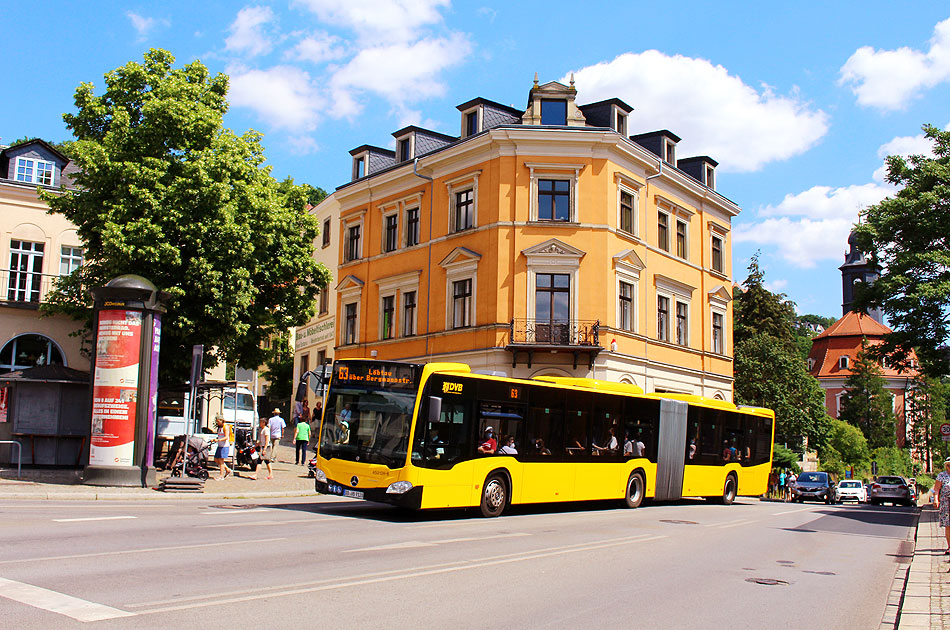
[0,334,65,373]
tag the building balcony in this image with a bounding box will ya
[0,270,64,308]
[505,318,602,369]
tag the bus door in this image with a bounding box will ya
[655,399,688,500]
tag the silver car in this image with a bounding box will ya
[834,480,866,503]
[868,476,913,506]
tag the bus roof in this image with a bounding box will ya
[531,376,644,395]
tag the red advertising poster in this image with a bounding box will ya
[89,310,142,467]
[0,386,7,423]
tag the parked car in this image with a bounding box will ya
[791,471,835,504]
[834,479,867,503]
[869,476,913,506]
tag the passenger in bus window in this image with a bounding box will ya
[722,440,732,461]
[498,435,518,455]
[533,438,551,455]
[477,427,497,455]
[687,438,697,460]
[594,426,618,454]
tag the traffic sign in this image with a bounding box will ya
[941,423,950,442]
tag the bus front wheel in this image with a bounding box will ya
[479,474,508,518]
[624,471,645,509]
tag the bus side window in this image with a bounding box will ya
[564,390,591,456]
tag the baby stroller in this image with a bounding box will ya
[168,435,210,480]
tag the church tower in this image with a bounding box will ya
[839,229,883,324]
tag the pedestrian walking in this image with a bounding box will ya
[786,471,797,502]
[249,417,273,480]
[212,414,232,480]
[934,456,950,560]
[268,408,286,463]
[295,416,311,465]
[778,470,787,501]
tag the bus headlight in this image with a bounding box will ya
[314,468,327,483]
[386,480,413,495]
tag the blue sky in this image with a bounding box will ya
[4,1,950,321]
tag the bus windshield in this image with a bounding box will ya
[320,361,423,468]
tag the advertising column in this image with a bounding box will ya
[84,275,168,487]
[89,310,143,467]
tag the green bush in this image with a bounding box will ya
[914,474,934,492]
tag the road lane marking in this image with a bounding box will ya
[771,507,819,516]
[0,577,134,622]
[53,516,137,523]
[345,532,531,553]
[0,537,287,565]
[713,519,759,529]
[132,533,667,614]
[198,508,274,515]
[704,518,753,528]
[197,517,335,528]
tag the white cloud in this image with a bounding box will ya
[328,33,471,118]
[839,18,950,111]
[225,6,276,57]
[286,135,320,155]
[127,12,155,39]
[763,278,788,293]
[567,51,829,173]
[293,0,449,42]
[228,66,321,131]
[733,130,923,268]
[287,32,346,63]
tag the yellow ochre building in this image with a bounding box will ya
[301,77,738,399]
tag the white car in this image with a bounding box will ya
[834,480,867,503]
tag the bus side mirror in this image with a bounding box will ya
[428,397,442,424]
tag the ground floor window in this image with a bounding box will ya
[0,334,65,373]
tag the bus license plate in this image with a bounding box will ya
[344,489,364,499]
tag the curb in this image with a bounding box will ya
[879,507,920,629]
[0,490,321,501]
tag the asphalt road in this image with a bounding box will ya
[0,496,917,629]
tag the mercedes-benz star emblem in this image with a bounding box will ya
[350,476,359,487]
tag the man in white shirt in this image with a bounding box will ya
[268,408,286,462]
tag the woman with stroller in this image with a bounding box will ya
[249,417,273,480]
[213,415,232,480]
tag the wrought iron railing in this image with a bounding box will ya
[509,319,600,347]
[0,270,64,305]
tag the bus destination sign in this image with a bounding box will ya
[334,361,419,391]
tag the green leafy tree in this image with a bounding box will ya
[261,333,293,407]
[905,375,948,471]
[42,49,332,384]
[853,124,950,376]
[733,254,831,452]
[821,419,871,470]
[838,341,896,449]
[871,446,913,477]
[772,444,801,473]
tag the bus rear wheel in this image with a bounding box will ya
[720,474,737,505]
[479,474,508,518]
[624,471,645,509]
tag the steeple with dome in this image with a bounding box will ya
[839,229,883,324]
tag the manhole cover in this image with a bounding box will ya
[746,578,789,586]
[659,519,699,525]
[208,504,260,510]
[802,570,836,576]
[776,560,796,565]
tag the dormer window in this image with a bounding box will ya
[839,355,849,370]
[615,111,627,135]
[397,137,412,162]
[465,111,479,137]
[15,157,55,185]
[705,165,715,189]
[352,155,366,180]
[541,99,567,125]
[807,358,815,371]
[664,140,676,165]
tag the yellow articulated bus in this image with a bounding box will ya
[313,359,774,517]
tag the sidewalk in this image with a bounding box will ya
[892,505,949,630]
[0,442,318,501]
